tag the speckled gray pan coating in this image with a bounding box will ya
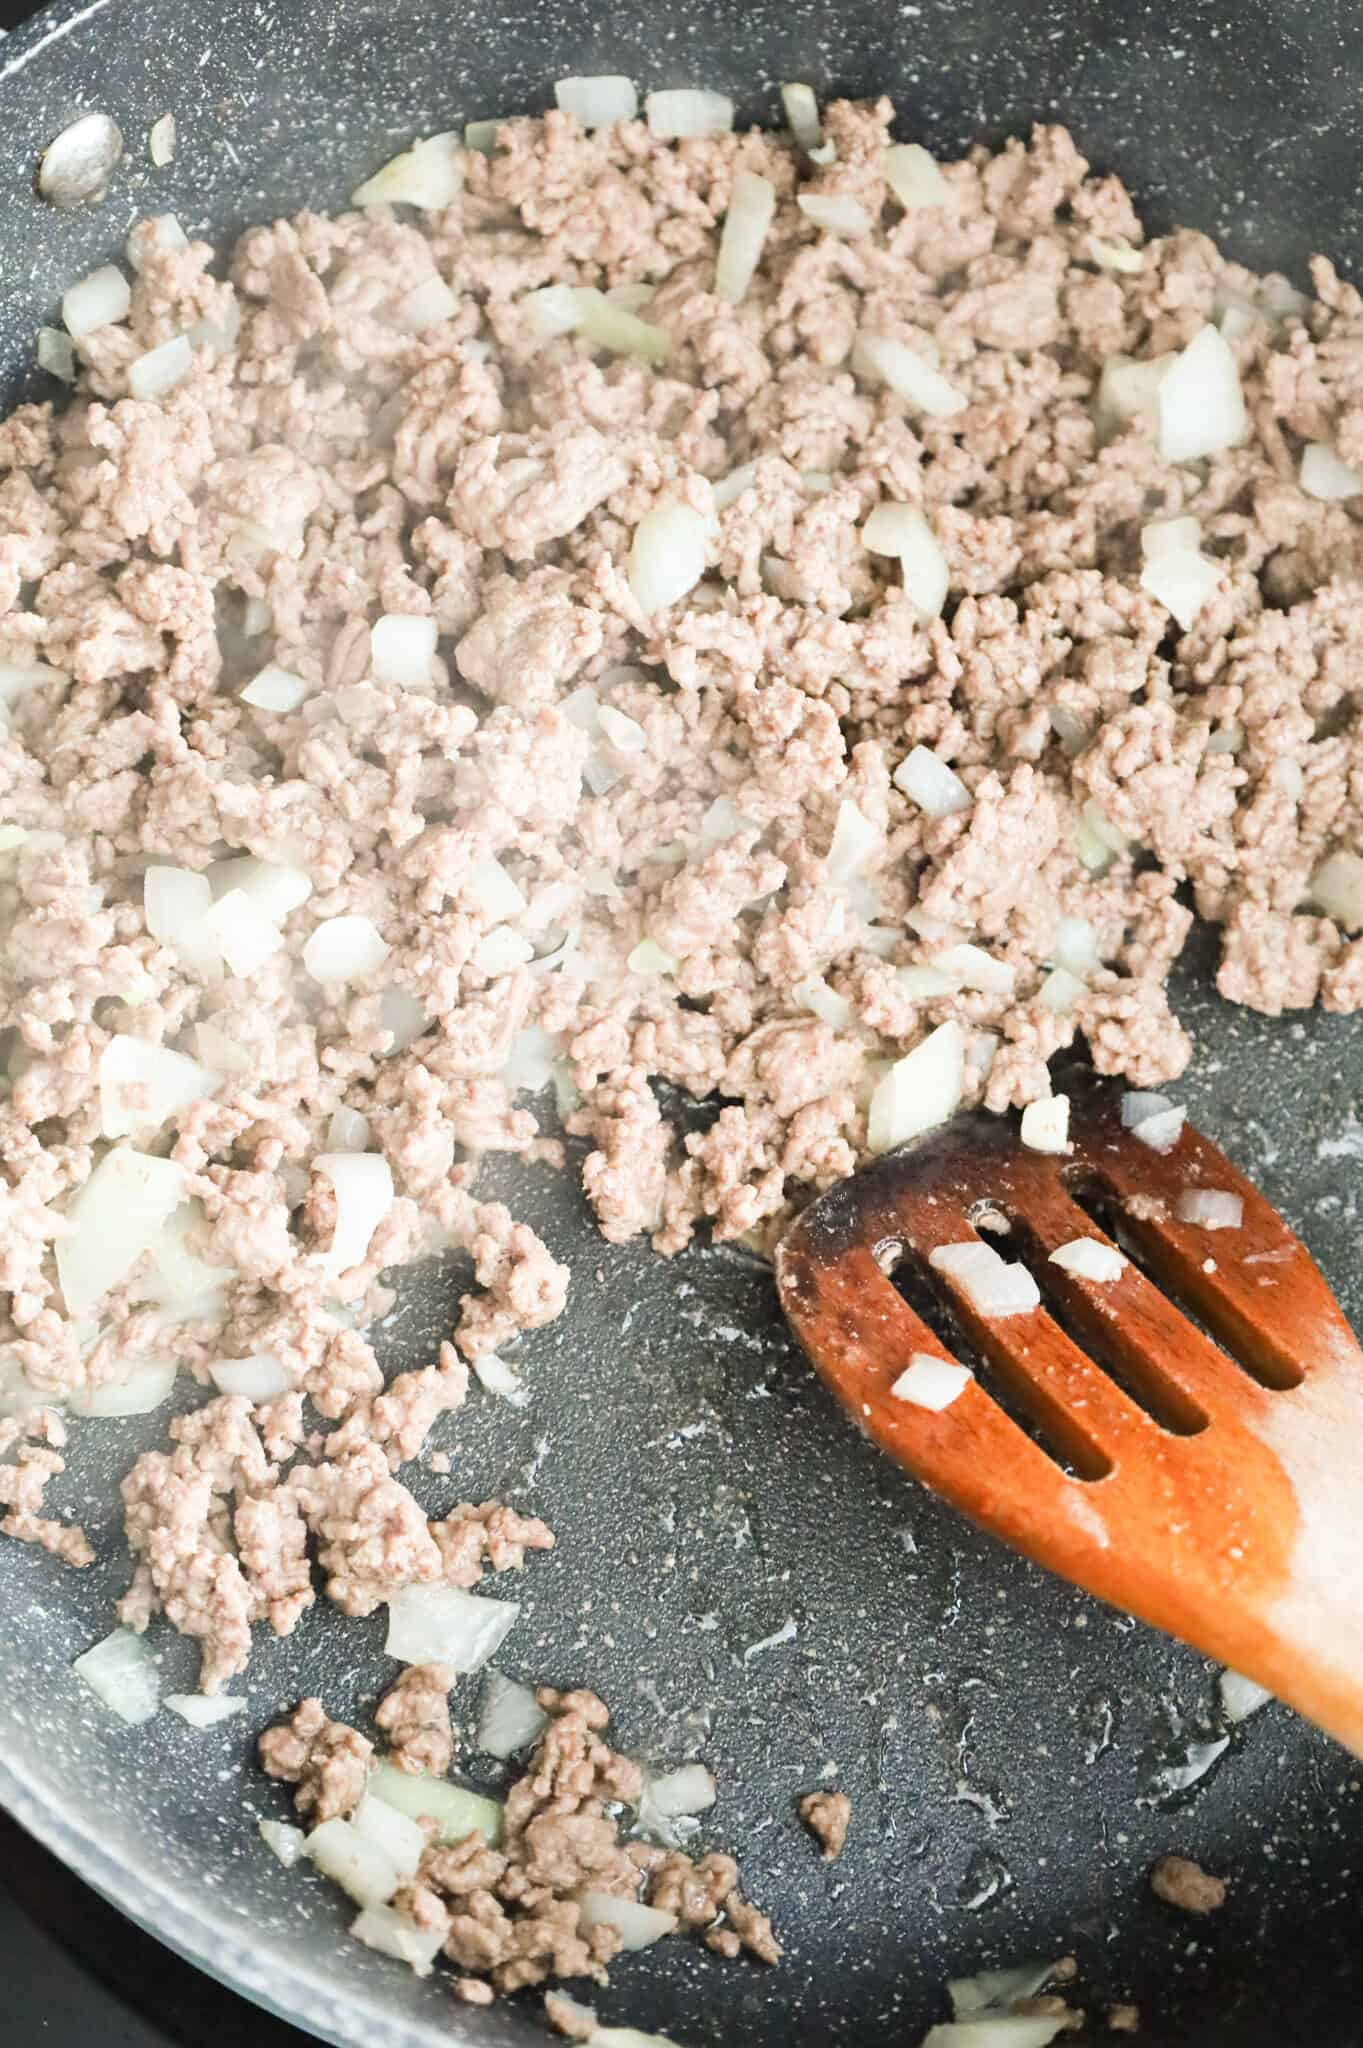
[3,3,1363,2045]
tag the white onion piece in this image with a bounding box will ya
[99,1034,219,1140]
[1121,1089,1174,1127]
[890,1352,972,1411]
[73,1629,160,1726]
[1050,1238,1126,1284]
[324,1107,370,1155]
[39,112,125,208]
[1176,1189,1243,1230]
[797,192,871,237]
[715,171,777,303]
[968,1032,1000,1077]
[1158,323,1247,463]
[644,89,734,139]
[826,799,880,884]
[164,1691,246,1727]
[464,118,500,153]
[68,1360,178,1418]
[898,965,959,1000]
[209,856,313,922]
[713,463,757,510]
[867,1022,964,1154]
[554,75,638,126]
[642,1763,717,1821]
[371,612,437,686]
[128,333,192,400]
[852,332,966,419]
[929,1240,1041,1318]
[923,2019,1072,2047]
[397,276,458,332]
[700,794,758,844]
[384,1582,520,1672]
[316,1151,394,1278]
[1219,1668,1273,1723]
[63,265,131,339]
[466,857,526,922]
[1140,517,1221,631]
[1049,704,1091,755]
[477,1669,549,1760]
[1053,916,1099,975]
[1274,756,1304,801]
[575,288,670,362]
[883,142,951,209]
[304,1816,404,1909]
[629,501,710,613]
[145,866,221,974]
[210,1355,292,1400]
[351,1902,447,1976]
[628,937,679,977]
[503,1026,557,1096]
[894,746,971,816]
[1019,1094,1070,1154]
[259,1818,307,1868]
[38,326,76,382]
[57,1147,185,1314]
[876,504,951,617]
[190,290,242,357]
[1090,234,1143,272]
[141,1200,232,1319]
[1310,849,1363,929]
[950,1960,1070,2018]
[1300,442,1363,500]
[471,925,532,977]
[369,1758,504,1844]
[524,284,582,339]
[1132,1106,1185,1153]
[304,914,389,985]
[241,663,308,713]
[351,132,464,209]
[204,889,284,978]
[1095,351,1171,433]
[350,1792,430,1884]
[598,704,647,753]
[931,943,1013,994]
[472,1350,532,1408]
[781,82,822,148]
[793,976,854,1030]
[576,1892,678,1952]
[147,111,176,165]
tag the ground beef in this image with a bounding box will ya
[798,1788,852,1862]
[258,1697,373,1823]
[373,1661,455,1776]
[1150,1854,1228,1914]
[0,1408,92,1566]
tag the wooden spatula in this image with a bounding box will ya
[775,1068,1363,1757]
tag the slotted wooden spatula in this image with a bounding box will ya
[775,1069,1363,1756]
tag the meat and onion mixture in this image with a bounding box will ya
[2,72,1356,2034]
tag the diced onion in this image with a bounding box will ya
[63,265,131,339]
[1049,1237,1127,1283]
[464,119,500,153]
[931,943,1013,995]
[371,612,437,687]
[629,501,710,614]
[141,1199,233,1319]
[713,464,757,510]
[576,1892,678,1952]
[890,1352,972,1411]
[1049,705,1092,755]
[304,1815,405,1909]
[1140,516,1221,631]
[99,1034,219,1140]
[241,664,308,713]
[503,1026,558,1094]
[351,132,464,210]
[466,857,527,922]
[210,1355,292,1400]
[473,925,535,976]
[38,326,76,382]
[397,276,458,332]
[477,1668,549,1759]
[368,1758,503,1845]
[924,2018,1072,2047]
[554,76,639,126]
[1090,234,1143,272]
[715,171,777,303]
[700,794,758,845]
[793,977,854,1030]
[929,1240,1041,1319]
[1132,1106,1185,1153]
[259,1818,307,1867]
[1176,1189,1243,1230]
[164,1691,246,1727]
[351,1902,447,1976]
[1019,1094,1070,1154]
[1095,352,1171,434]
[781,83,822,149]
[1219,1668,1273,1723]
[1300,442,1363,501]
[380,987,429,1051]
[1053,916,1098,975]
[472,1351,532,1407]
[144,866,220,974]
[304,914,389,985]
[129,333,192,400]
[1158,322,1247,463]
[797,192,871,237]
[894,746,971,816]
[38,112,125,210]
[629,937,680,977]
[641,1763,718,1822]
[204,889,285,978]
[644,89,734,139]
[852,332,967,419]
[73,1629,160,1726]
[209,856,313,923]
[598,704,648,753]
[576,288,671,363]
[147,111,177,165]
[867,1021,964,1154]
[324,1107,371,1154]
[950,1959,1070,2019]
[315,1151,394,1277]
[1310,849,1363,930]
[351,1792,427,1879]
[57,1147,185,1315]
[883,142,951,209]
[826,799,880,885]
[384,1582,520,1672]
[1274,756,1304,801]
[68,1360,178,1418]
[898,965,959,1000]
